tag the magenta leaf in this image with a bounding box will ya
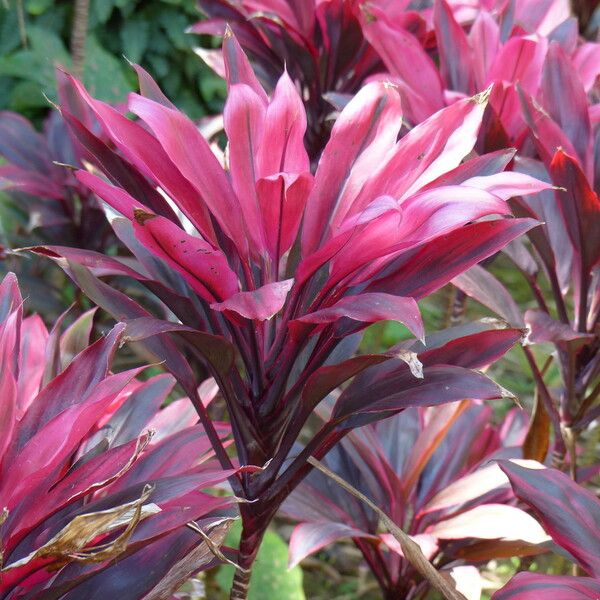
[368,218,539,300]
[434,0,474,94]
[427,504,549,544]
[359,10,444,122]
[132,212,239,303]
[212,279,294,321]
[550,150,600,273]
[289,522,375,568]
[0,273,233,597]
[453,264,524,327]
[541,42,592,170]
[128,93,247,254]
[301,81,403,256]
[499,461,600,577]
[295,294,424,341]
[333,365,509,427]
[524,310,594,347]
[493,573,600,600]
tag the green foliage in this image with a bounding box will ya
[0,0,225,120]
[216,522,306,600]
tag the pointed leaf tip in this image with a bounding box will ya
[472,84,493,105]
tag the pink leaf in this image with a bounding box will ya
[368,218,538,300]
[494,572,600,600]
[222,27,269,103]
[256,70,309,178]
[422,460,545,514]
[428,504,549,544]
[469,11,500,91]
[434,0,474,94]
[542,42,592,172]
[462,171,553,200]
[525,310,594,348]
[301,81,403,256]
[360,11,444,121]
[223,83,268,254]
[288,522,374,568]
[257,172,313,258]
[211,279,294,321]
[295,293,424,341]
[488,36,547,97]
[352,96,489,208]
[63,75,217,245]
[499,461,600,576]
[132,213,239,303]
[128,93,247,254]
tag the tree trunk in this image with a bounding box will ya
[70,0,90,78]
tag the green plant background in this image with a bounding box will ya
[0,0,226,121]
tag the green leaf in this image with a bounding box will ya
[0,27,70,100]
[92,0,116,25]
[83,34,132,103]
[25,0,54,15]
[0,51,40,80]
[199,70,226,103]
[9,79,48,110]
[216,523,305,600]
[28,25,71,64]
[159,9,190,50]
[146,53,169,78]
[36,5,69,32]
[120,18,150,63]
[117,0,137,19]
[0,7,21,55]
[0,76,12,109]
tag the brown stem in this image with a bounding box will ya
[230,519,269,600]
[70,0,90,78]
[445,287,466,327]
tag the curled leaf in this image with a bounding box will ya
[4,485,159,571]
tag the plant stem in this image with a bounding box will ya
[230,517,269,600]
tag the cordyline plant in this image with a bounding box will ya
[358,0,599,147]
[191,0,382,159]
[452,41,600,472]
[30,34,555,598]
[0,76,116,252]
[0,272,234,598]
[493,461,600,599]
[284,326,554,599]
